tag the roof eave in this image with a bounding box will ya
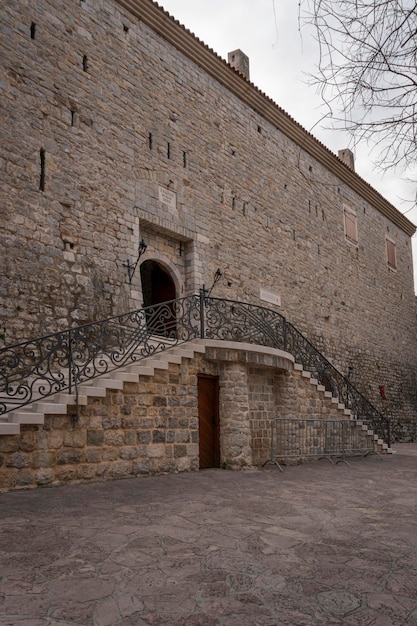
[115,0,416,237]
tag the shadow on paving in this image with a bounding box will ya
[1,444,417,625]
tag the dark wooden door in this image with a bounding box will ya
[198,375,220,469]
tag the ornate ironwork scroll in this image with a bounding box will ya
[0,295,201,417]
[203,297,286,348]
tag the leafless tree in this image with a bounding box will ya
[299,0,417,172]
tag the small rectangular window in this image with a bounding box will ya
[344,206,358,244]
[386,238,397,270]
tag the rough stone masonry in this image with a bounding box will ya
[1,0,416,463]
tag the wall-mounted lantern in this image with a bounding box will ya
[202,268,223,298]
[123,238,147,284]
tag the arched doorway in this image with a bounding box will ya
[140,260,177,337]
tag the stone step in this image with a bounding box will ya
[10,412,44,424]
[30,402,68,415]
[55,393,88,406]
[154,353,182,365]
[330,398,345,410]
[126,364,155,377]
[140,359,169,370]
[0,422,20,435]
[78,385,107,397]
[110,371,140,383]
[5,396,67,414]
[169,344,205,359]
[186,342,206,354]
[93,377,124,390]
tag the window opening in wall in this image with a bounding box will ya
[148,132,153,150]
[82,55,88,72]
[344,206,358,244]
[39,148,45,191]
[386,238,397,271]
[183,151,187,168]
[30,22,36,39]
[70,110,76,126]
[167,142,171,159]
[123,24,129,34]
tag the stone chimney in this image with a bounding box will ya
[338,149,355,171]
[228,49,250,80]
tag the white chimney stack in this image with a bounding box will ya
[228,49,250,80]
[338,149,355,171]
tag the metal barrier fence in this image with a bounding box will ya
[263,418,382,472]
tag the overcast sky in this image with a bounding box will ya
[158,0,417,286]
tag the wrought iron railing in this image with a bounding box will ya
[283,321,390,446]
[0,295,201,418]
[0,294,390,445]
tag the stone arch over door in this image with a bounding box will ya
[140,259,177,337]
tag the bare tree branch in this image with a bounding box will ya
[300,0,417,172]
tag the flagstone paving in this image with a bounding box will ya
[1,444,417,625]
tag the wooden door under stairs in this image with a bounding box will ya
[198,374,220,469]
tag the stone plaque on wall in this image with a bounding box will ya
[260,288,281,307]
[158,185,177,211]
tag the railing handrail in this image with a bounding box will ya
[0,293,390,445]
[284,319,379,417]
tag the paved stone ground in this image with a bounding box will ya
[1,445,417,626]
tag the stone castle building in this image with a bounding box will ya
[0,0,416,489]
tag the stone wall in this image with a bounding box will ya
[249,364,367,466]
[0,358,201,491]
[248,368,278,466]
[0,341,375,491]
[1,0,416,428]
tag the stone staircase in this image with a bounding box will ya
[292,362,392,455]
[0,341,207,436]
[0,339,392,456]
